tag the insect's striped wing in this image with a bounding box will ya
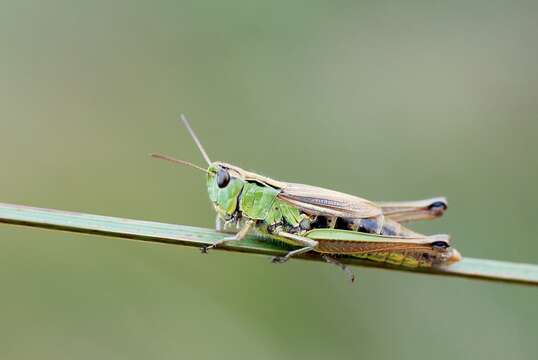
[277,183,383,219]
[377,197,447,222]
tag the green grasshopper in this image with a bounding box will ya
[153,115,461,281]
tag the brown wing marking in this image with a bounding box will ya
[277,182,383,219]
[316,240,438,254]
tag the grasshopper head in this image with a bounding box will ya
[154,115,286,218]
[207,162,246,219]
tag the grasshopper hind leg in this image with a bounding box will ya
[322,255,356,283]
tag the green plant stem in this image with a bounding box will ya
[0,202,537,286]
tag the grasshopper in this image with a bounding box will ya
[153,115,461,281]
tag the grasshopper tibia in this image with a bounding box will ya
[202,219,255,253]
[322,255,356,283]
[271,231,318,263]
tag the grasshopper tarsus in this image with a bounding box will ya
[201,243,221,253]
[271,256,288,264]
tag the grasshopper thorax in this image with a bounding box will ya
[206,162,290,227]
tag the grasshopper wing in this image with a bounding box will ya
[277,183,383,219]
[377,197,447,222]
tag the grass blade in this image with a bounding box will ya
[0,202,537,286]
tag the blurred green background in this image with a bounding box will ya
[1,1,538,359]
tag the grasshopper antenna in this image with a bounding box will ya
[151,153,209,173]
[180,114,212,166]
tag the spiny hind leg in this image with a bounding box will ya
[271,231,318,264]
[202,219,255,253]
[321,255,356,283]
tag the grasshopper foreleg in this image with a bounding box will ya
[271,232,318,263]
[202,219,255,253]
[215,215,241,234]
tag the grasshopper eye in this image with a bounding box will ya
[217,169,231,188]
